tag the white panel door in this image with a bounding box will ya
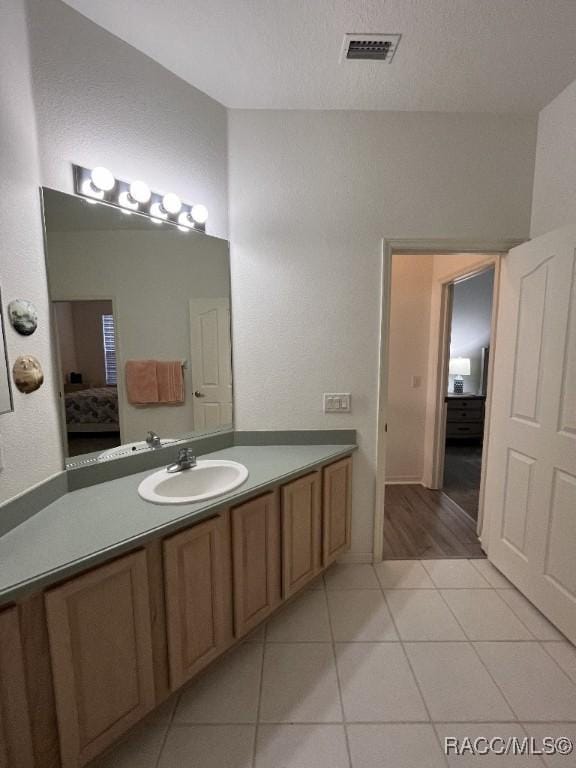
[189,298,233,430]
[485,222,576,642]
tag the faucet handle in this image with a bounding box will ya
[177,446,196,462]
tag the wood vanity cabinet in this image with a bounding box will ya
[45,551,155,768]
[0,608,35,768]
[231,491,281,638]
[281,472,322,597]
[322,456,352,566]
[163,514,230,689]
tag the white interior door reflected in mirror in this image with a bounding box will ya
[190,298,233,430]
[0,290,14,415]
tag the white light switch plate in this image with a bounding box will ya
[323,393,351,413]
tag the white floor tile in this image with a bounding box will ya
[336,642,427,722]
[147,694,178,725]
[260,643,342,723]
[328,589,399,642]
[405,642,514,722]
[174,643,263,723]
[440,589,533,641]
[422,560,492,589]
[255,724,349,768]
[243,623,266,643]
[374,560,435,589]
[347,724,446,768]
[159,725,255,768]
[437,722,546,766]
[520,723,576,767]
[91,722,167,768]
[474,642,576,722]
[325,563,380,590]
[267,590,331,642]
[307,575,326,590]
[542,642,576,685]
[469,559,512,588]
[497,590,565,641]
[385,589,466,641]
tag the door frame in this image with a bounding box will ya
[373,238,524,563]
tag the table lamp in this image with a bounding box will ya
[449,357,470,394]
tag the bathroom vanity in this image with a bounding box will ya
[0,441,354,768]
[0,181,357,768]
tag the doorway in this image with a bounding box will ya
[52,299,121,457]
[442,268,494,521]
[373,241,514,562]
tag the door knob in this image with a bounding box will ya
[194,391,205,398]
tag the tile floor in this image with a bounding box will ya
[93,559,576,768]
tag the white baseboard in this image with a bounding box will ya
[385,477,423,486]
[337,552,374,564]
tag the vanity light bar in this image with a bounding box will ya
[73,165,208,233]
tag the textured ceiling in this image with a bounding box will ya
[62,0,576,112]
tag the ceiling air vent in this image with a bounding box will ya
[341,34,401,62]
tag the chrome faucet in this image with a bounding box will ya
[167,447,197,473]
[146,431,162,449]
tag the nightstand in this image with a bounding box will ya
[445,394,486,440]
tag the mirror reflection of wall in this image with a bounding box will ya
[43,189,233,464]
[447,268,494,395]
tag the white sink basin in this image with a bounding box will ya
[98,438,177,462]
[138,460,249,505]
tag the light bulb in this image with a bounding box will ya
[90,166,115,192]
[191,204,208,224]
[129,180,151,204]
[177,211,193,228]
[162,192,181,215]
[81,179,104,200]
[150,202,167,220]
[118,191,138,211]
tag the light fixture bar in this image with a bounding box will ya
[73,165,208,233]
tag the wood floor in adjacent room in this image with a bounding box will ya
[443,443,483,520]
[383,484,485,559]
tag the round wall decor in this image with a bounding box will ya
[8,299,38,336]
[13,355,44,394]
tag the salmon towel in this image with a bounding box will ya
[125,360,184,404]
[156,360,184,404]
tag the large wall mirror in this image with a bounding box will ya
[42,189,233,466]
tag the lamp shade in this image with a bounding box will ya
[449,357,471,376]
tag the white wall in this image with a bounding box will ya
[229,110,537,556]
[0,1,63,502]
[449,268,494,394]
[47,229,229,443]
[531,79,576,238]
[0,0,229,506]
[386,255,433,483]
[27,0,229,240]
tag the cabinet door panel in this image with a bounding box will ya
[163,516,227,688]
[0,608,34,768]
[45,551,155,768]
[281,472,322,598]
[323,457,352,566]
[232,491,280,637]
